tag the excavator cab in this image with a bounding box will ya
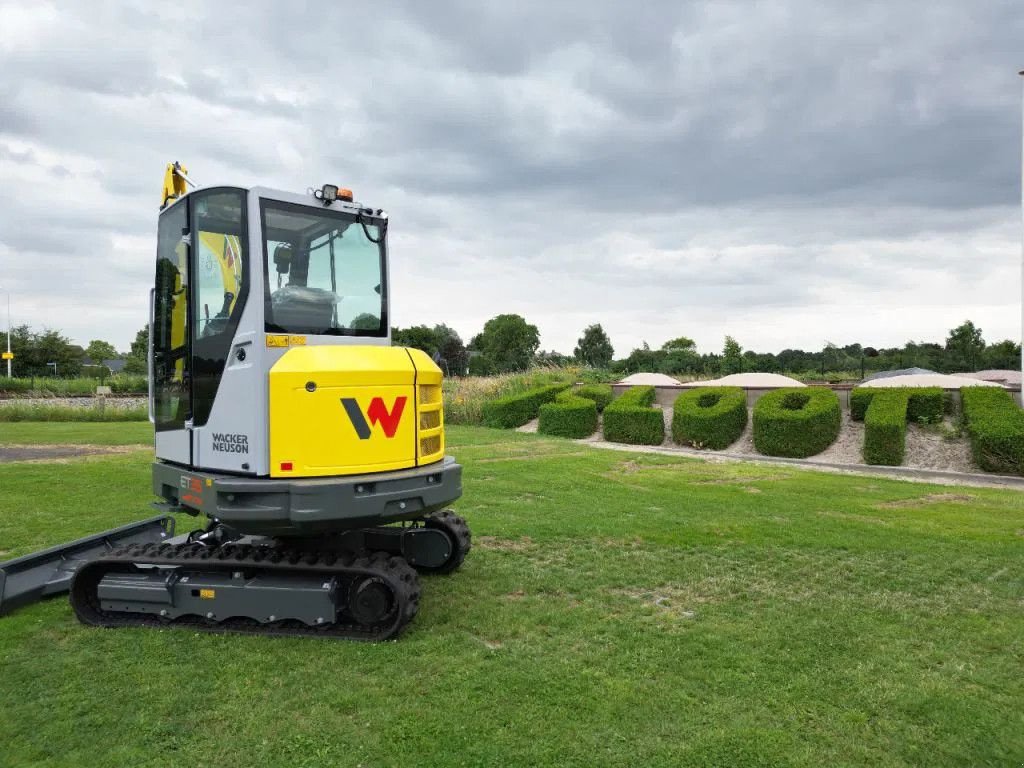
[0,168,470,641]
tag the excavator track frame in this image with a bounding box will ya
[70,542,421,641]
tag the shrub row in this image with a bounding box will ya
[862,392,909,465]
[538,390,599,439]
[602,386,664,445]
[574,384,614,412]
[0,402,149,422]
[752,387,841,458]
[481,384,569,428]
[0,375,149,396]
[961,386,1024,474]
[850,387,944,423]
[671,386,747,449]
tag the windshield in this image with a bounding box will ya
[261,200,387,336]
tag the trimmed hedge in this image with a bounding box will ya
[863,392,909,465]
[573,384,614,412]
[603,386,664,445]
[481,384,569,428]
[961,386,1024,474]
[853,387,946,466]
[850,387,944,423]
[752,387,840,458]
[671,386,747,449]
[538,391,599,438]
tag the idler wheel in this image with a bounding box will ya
[348,577,395,626]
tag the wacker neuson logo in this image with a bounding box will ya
[212,432,250,454]
[341,396,407,439]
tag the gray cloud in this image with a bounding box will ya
[0,0,1021,357]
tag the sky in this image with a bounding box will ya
[0,0,1022,359]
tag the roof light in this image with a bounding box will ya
[314,184,354,204]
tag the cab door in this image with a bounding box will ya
[152,198,193,465]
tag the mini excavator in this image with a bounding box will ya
[0,163,470,640]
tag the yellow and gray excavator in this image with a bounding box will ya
[0,163,470,640]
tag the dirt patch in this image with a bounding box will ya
[0,444,143,463]
[818,510,892,526]
[877,493,975,509]
[611,586,702,618]
[475,535,534,552]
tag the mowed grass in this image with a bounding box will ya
[0,425,1022,767]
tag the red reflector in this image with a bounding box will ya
[280,462,293,471]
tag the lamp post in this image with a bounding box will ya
[1019,70,1023,389]
[0,286,10,378]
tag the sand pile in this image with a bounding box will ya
[860,374,1002,389]
[681,372,805,388]
[617,372,681,386]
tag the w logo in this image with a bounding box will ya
[341,396,407,439]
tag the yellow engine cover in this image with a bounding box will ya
[269,345,443,478]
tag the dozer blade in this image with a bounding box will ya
[0,515,175,616]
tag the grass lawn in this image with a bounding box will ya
[0,424,1022,767]
[0,421,153,445]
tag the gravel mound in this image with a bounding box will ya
[617,372,681,386]
[860,374,1002,389]
[967,370,1022,385]
[681,372,805,388]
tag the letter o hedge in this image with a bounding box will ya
[538,390,599,438]
[671,386,747,449]
[482,384,569,428]
[753,387,840,458]
[602,385,664,445]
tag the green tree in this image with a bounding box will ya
[660,336,697,353]
[7,325,84,376]
[433,324,468,375]
[574,324,614,368]
[945,320,985,372]
[85,340,118,363]
[392,325,440,355]
[983,339,1021,370]
[474,314,540,373]
[722,336,743,375]
[350,313,381,331]
[124,326,149,374]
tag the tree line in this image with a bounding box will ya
[3,317,1019,380]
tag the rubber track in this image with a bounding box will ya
[69,541,421,641]
[422,510,472,574]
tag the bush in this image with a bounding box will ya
[863,392,909,465]
[753,387,840,458]
[481,384,569,428]
[573,384,614,412]
[538,391,598,438]
[961,387,1024,474]
[850,387,943,423]
[671,386,747,449]
[603,386,664,445]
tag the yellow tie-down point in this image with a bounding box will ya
[269,345,445,478]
